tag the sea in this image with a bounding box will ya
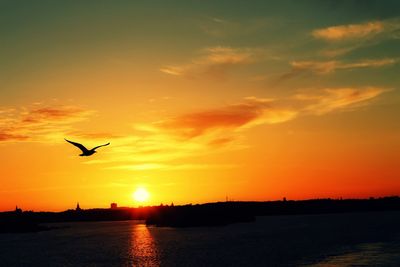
[1,211,400,266]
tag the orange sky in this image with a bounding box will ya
[1,1,399,211]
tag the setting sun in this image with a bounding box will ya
[133,187,150,203]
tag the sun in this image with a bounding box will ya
[133,187,150,203]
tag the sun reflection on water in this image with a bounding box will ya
[130,223,159,266]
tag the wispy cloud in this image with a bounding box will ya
[319,45,361,58]
[296,87,388,115]
[154,97,297,138]
[68,131,123,139]
[83,97,299,170]
[199,17,276,38]
[312,21,385,41]
[106,163,237,171]
[277,58,397,81]
[312,18,400,57]
[0,132,28,142]
[293,58,397,74]
[4,87,387,172]
[102,88,387,170]
[0,104,95,142]
[159,66,184,76]
[160,46,266,80]
[199,17,230,37]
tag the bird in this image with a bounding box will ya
[65,139,110,156]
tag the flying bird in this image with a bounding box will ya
[65,139,110,156]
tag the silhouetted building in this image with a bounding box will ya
[15,206,22,213]
[76,202,81,211]
[110,203,117,209]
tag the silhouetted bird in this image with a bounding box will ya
[65,139,110,156]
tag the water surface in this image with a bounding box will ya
[1,211,399,266]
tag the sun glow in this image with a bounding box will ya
[133,187,150,203]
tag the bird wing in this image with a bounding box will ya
[65,139,89,153]
[91,143,110,151]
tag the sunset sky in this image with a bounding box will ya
[1,1,399,211]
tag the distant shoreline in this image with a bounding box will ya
[1,196,400,231]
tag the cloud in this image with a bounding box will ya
[312,21,385,41]
[68,131,123,139]
[105,163,237,171]
[312,18,400,57]
[159,66,184,76]
[199,17,231,37]
[319,45,360,58]
[7,89,386,172]
[202,47,256,64]
[83,97,298,170]
[278,58,397,80]
[199,17,275,38]
[208,137,236,147]
[81,87,388,172]
[160,46,266,80]
[155,97,297,138]
[83,131,245,172]
[297,87,388,115]
[0,132,28,142]
[296,58,397,73]
[153,89,386,140]
[0,104,95,142]
[22,106,92,124]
